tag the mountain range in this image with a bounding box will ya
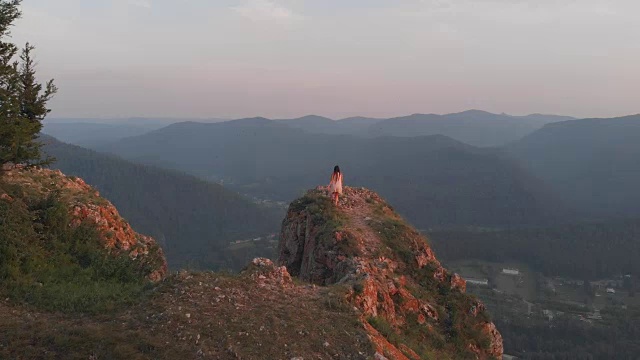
[43,111,640,229]
[43,117,227,148]
[276,110,573,147]
[97,119,570,229]
[44,110,573,149]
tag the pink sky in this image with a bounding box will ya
[13,0,640,119]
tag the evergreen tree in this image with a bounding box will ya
[0,0,56,168]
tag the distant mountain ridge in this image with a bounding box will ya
[99,119,571,229]
[42,117,229,148]
[273,110,574,146]
[42,122,161,149]
[44,111,574,149]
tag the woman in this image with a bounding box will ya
[329,165,343,206]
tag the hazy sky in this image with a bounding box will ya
[11,0,640,119]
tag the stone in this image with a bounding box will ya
[450,273,467,293]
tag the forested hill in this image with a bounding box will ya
[99,118,573,229]
[507,114,640,219]
[41,136,281,270]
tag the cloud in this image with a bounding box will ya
[231,0,301,23]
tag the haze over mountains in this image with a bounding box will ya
[43,110,573,149]
[42,117,227,148]
[277,110,573,147]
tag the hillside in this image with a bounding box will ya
[279,187,503,359]
[41,136,281,270]
[0,167,166,312]
[507,114,640,219]
[99,119,569,229]
[1,182,502,359]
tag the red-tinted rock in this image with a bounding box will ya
[3,167,167,282]
[450,273,467,292]
[279,187,503,359]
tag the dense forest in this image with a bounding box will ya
[429,218,640,279]
[42,136,281,270]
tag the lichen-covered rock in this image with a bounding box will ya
[279,187,503,359]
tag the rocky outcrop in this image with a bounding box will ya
[279,187,503,359]
[1,167,167,281]
[243,257,294,289]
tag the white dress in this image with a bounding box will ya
[329,173,343,195]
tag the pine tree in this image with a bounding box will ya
[0,0,56,168]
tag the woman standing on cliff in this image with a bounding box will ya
[329,165,343,206]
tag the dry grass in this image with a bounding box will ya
[0,271,375,360]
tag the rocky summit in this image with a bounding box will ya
[279,186,503,359]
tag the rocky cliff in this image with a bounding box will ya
[279,187,503,359]
[0,167,167,281]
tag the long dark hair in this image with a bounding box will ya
[333,165,341,174]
